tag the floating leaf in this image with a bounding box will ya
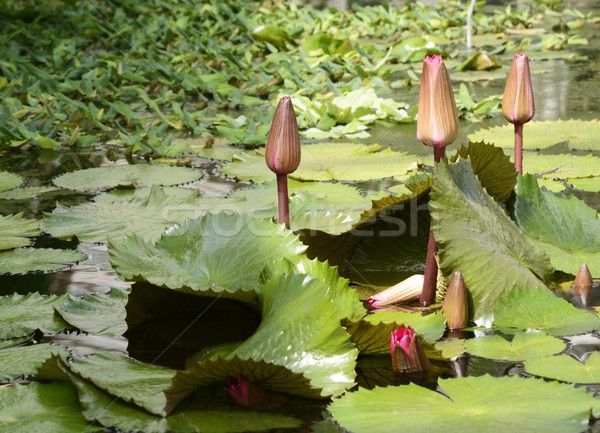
[464,332,566,362]
[523,154,600,179]
[514,175,600,276]
[0,186,57,200]
[0,247,86,275]
[56,289,128,336]
[429,159,552,323]
[0,343,69,379]
[0,382,103,433]
[0,213,39,250]
[469,120,600,151]
[0,171,23,192]
[494,288,600,336]
[0,292,70,339]
[167,270,358,410]
[525,353,600,384]
[53,165,203,192]
[42,186,205,243]
[221,144,421,183]
[109,213,307,301]
[328,375,598,433]
[569,177,600,192]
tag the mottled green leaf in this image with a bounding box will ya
[0,343,69,380]
[0,171,24,192]
[0,293,71,339]
[0,247,86,275]
[0,213,39,250]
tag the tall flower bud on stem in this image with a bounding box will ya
[502,53,535,174]
[442,271,469,330]
[416,55,460,306]
[265,96,301,229]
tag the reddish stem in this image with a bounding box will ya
[514,123,523,174]
[420,145,446,306]
[276,173,290,229]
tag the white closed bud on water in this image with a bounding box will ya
[368,274,424,308]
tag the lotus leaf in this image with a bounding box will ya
[514,175,600,276]
[0,247,86,275]
[494,288,600,336]
[0,343,68,380]
[0,171,23,192]
[109,213,307,301]
[0,292,71,339]
[0,382,103,433]
[56,289,128,336]
[53,165,203,192]
[221,143,421,183]
[569,177,600,192]
[525,352,600,384]
[469,120,600,151]
[429,159,552,323]
[522,154,600,179]
[328,375,599,433]
[0,186,57,200]
[0,213,39,250]
[464,332,566,362]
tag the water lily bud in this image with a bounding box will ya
[571,262,593,307]
[265,96,301,175]
[390,326,431,374]
[502,53,535,125]
[416,55,460,149]
[442,271,469,330]
[225,377,268,408]
[368,274,424,308]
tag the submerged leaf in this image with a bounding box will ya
[514,175,600,276]
[328,375,598,433]
[429,159,552,323]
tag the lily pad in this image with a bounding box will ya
[0,247,86,275]
[109,213,307,301]
[328,375,599,433]
[0,382,103,433]
[464,332,566,362]
[0,213,40,250]
[524,352,600,384]
[56,289,128,336]
[0,186,57,200]
[429,159,552,323]
[167,269,358,409]
[0,343,69,379]
[42,186,205,243]
[53,165,203,192]
[221,143,421,183]
[569,177,600,192]
[514,175,600,276]
[468,120,600,151]
[0,171,24,192]
[523,154,600,179]
[493,288,600,336]
[0,292,71,339]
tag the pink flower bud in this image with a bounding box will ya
[265,96,301,175]
[502,53,535,125]
[390,326,431,373]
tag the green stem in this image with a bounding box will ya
[276,173,290,229]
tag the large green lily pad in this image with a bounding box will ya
[0,382,103,433]
[0,186,57,200]
[0,247,86,275]
[514,175,600,276]
[429,159,552,324]
[0,213,39,250]
[109,213,307,301]
[221,143,421,183]
[53,165,203,192]
[56,289,129,336]
[0,293,71,339]
[0,343,69,380]
[522,154,600,179]
[464,332,566,362]
[468,120,600,151]
[0,171,24,192]
[328,375,598,433]
[524,352,600,384]
[493,288,600,336]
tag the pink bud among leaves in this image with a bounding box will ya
[390,326,431,374]
[225,377,268,408]
[502,53,535,125]
[442,271,469,330]
[416,55,460,149]
[571,262,593,307]
[265,96,301,175]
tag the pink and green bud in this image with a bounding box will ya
[390,326,431,374]
[265,96,301,175]
[502,53,535,125]
[442,271,469,330]
[225,377,268,408]
[571,262,593,307]
[416,55,460,151]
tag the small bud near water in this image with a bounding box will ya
[390,326,431,374]
[571,262,593,307]
[442,271,469,330]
